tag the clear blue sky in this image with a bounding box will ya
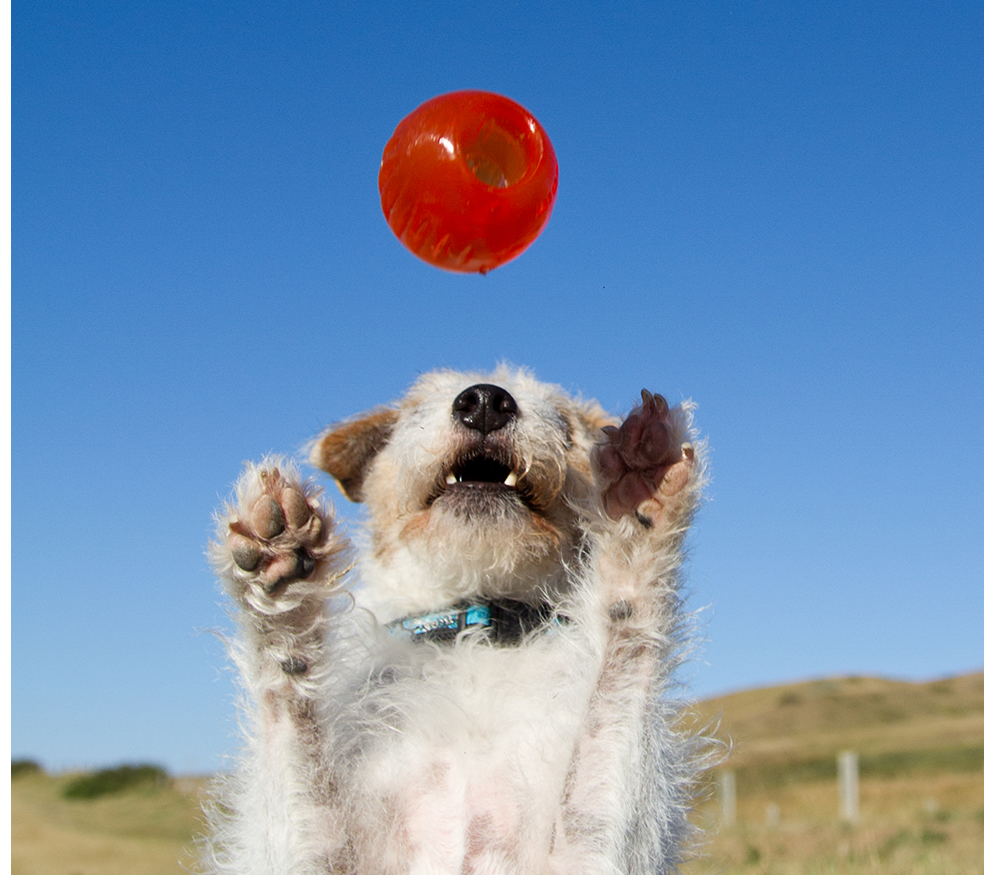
[14,1,982,774]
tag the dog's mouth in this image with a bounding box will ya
[427,449,529,508]
[446,456,519,489]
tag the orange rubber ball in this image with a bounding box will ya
[378,91,559,274]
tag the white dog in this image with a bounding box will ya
[204,366,709,875]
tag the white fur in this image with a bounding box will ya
[202,366,712,875]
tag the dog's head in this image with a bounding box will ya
[310,366,612,612]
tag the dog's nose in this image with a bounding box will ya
[452,384,519,435]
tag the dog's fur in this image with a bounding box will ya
[203,366,709,875]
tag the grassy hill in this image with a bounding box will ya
[684,671,984,874]
[692,670,983,779]
[12,672,983,874]
[11,769,207,875]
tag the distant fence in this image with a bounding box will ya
[717,750,862,826]
[837,750,860,823]
[717,743,982,792]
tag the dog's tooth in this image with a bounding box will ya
[446,472,457,485]
[503,471,517,488]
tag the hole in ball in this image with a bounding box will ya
[464,120,529,189]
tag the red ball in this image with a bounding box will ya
[378,91,559,274]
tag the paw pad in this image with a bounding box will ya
[230,534,263,572]
[250,496,285,539]
[594,390,693,521]
[226,468,329,593]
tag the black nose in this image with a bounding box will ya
[452,384,519,435]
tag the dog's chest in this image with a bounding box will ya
[340,634,595,861]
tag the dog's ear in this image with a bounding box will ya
[310,407,399,502]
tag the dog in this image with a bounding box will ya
[203,366,709,875]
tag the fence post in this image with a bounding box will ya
[837,750,860,823]
[719,769,737,826]
[766,802,781,828]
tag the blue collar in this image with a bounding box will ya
[387,600,561,645]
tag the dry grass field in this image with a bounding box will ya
[11,770,208,875]
[684,671,984,874]
[11,672,983,874]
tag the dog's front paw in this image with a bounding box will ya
[221,464,338,595]
[593,390,695,524]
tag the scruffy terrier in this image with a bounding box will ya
[204,366,708,875]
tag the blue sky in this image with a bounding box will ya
[14,1,982,774]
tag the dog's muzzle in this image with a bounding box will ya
[452,383,518,435]
[422,384,530,509]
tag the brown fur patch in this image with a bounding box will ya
[311,407,399,502]
[396,508,433,547]
[462,812,520,874]
[527,511,566,547]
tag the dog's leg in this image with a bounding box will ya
[551,392,702,875]
[206,459,352,875]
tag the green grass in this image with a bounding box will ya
[12,759,43,778]
[724,744,984,790]
[62,764,170,800]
